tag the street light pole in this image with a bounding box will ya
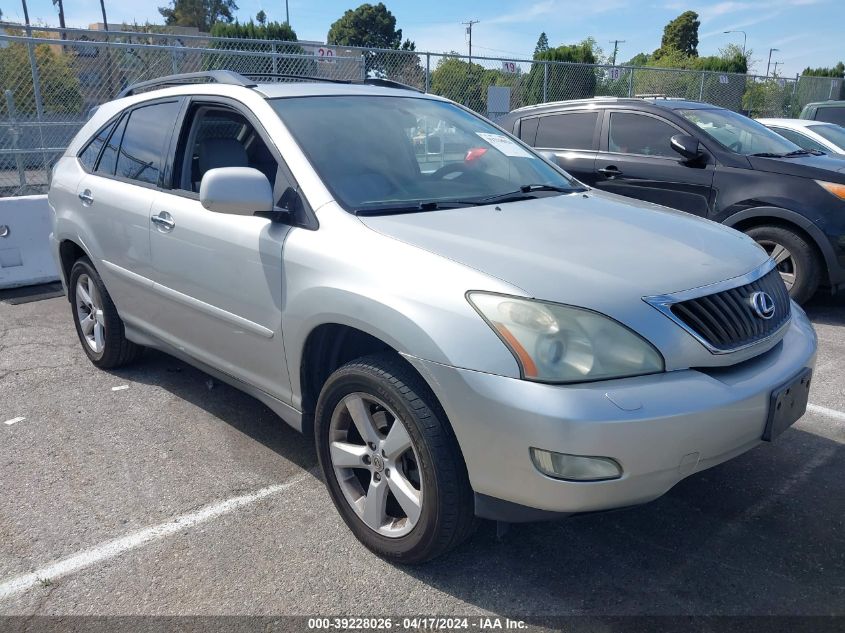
[766,47,780,77]
[285,0,289,25]
[723,30,747,56]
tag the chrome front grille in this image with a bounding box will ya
[645,262,791,354]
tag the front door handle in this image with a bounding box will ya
[598,166,622,177]
[151,211,175,232]
[78,189,94,205]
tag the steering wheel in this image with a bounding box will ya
[430,163,470,180]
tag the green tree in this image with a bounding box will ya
[0,41,82,117]
[158,0,239,31]
[430,55,508,113]
[255,9,267,26]
[206,20,303,75]
[534,32,549,57]
[802,62,844,77]
[523,39,598,104]
[327,3,408,49]
[654,10,699,59]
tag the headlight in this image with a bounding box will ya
[816,180,845,201]
[467,292,664,383]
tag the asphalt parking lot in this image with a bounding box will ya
[0,289,843,620]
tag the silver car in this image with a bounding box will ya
[49,72,817,563]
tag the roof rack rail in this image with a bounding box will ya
[118,70,257,98]
[118,70,423,99]
[245,73,423,93]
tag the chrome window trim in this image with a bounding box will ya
[642,258,791,355]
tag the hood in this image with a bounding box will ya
[747,153,845,179]
[359,191,769,313]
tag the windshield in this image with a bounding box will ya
[809,124,845,151]
[270,95,581,212]
[678,108,802,156]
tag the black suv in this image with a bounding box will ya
[498,98,845,303]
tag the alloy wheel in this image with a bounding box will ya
[758,239,796,290]
[75,273,105,354]
[328,392,423,538]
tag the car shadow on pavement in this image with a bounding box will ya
[804,292,845,326]
[104,346,844,619]
[401,426,845,619]
[105,349,318,474]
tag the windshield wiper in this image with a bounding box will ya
[750,149,817,158]
[457,183,582,206]
[354,200,476,216]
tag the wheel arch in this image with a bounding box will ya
[58,238,93,298]
[724,207,834,287]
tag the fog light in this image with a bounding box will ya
[530,448,622,481]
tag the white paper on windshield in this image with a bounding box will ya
[475,132,533,158]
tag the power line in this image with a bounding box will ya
[609,39,625,66]
[462,19,479,65]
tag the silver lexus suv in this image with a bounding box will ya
[49,71,817,563]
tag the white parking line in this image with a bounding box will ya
[3,417,24,426]
[0,471,312,601]
[808,403,845,423]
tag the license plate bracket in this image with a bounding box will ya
[762,368,812,442]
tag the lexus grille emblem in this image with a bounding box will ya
[750,291,776,320]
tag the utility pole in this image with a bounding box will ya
[766,47,780,77]
[20,0,31,34]
[609,39,625,66]
[98,0,109,29]
[285,0,289,25]
[772,61,783,77]
[462,20,479,65]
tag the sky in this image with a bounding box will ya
[3,0,842,77]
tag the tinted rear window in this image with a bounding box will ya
[115,101,181,185]
[535,112,598,149]
[95,115,127,176]
[815,107,845,126]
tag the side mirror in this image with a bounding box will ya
[670,134,704,162]
[199,167,273,216]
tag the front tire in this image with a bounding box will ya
[315,353,475,564]
[745,225,820,304]
[69,257,143,369]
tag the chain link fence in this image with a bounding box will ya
[2,24,843,196]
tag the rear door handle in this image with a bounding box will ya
[78,189,94,205]
[151,211,175,232]
[598,166,622,177]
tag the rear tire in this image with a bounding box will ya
[745,225,820,304]
[315,353,475,564]
[69,257,143,369]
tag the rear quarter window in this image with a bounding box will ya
[77,120,116,171]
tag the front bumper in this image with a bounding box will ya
[405,309,817,520]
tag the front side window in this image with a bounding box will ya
[78,120,116,171]
[536,112,598,150]
[175,107,283,195]
[115,101,181,185]
[608,112,677,157]
[679,108,800,156]
[270,96,580,212]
